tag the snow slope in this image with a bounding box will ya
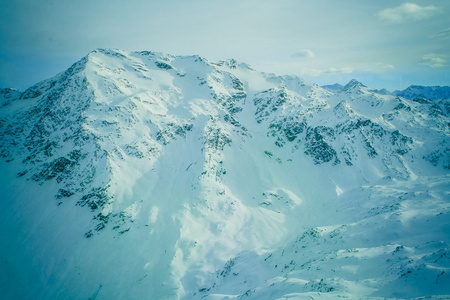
[0,48,449,299]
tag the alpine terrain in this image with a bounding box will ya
[0,48,449,299]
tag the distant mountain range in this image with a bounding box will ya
[322,81,450,100]
[1,49,449,299]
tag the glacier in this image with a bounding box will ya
[0,48,449,299]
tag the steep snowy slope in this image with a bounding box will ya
[0,88,22,107]
[0,49,449,299]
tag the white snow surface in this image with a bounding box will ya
[0,48,449,299]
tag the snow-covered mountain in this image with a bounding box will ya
[1,48,449,299]
[323,82,450,102]
[393,85,450,101]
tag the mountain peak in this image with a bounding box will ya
[343,79,366,90]
[321,80,367,93]
[90,47,129,58]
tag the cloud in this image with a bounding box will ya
[377,3,437,23]
[378,63,395,70]
[300,67,353,76]
[433,28,450,40]
[325,67,354,75]
[418,54,446,67]
[291,49,315,59]
[371,63,395,72]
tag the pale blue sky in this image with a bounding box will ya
[0,0,449,91]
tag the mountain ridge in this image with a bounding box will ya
[322,80,450,101]
[1,48,449,299]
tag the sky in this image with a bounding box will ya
[0,0,449,91]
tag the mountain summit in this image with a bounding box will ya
[1,48,449,299]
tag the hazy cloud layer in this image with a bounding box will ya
[377,3,438,23]
[291,50,315,59]
[419,54,447,68]
[299,67,354,77]
[434,28,450,40]
[1,0,449,91]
